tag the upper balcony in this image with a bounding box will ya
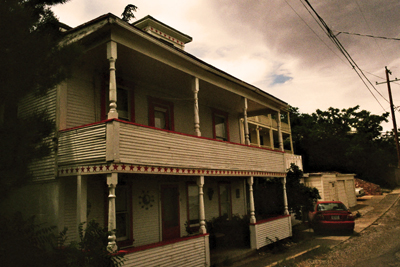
[57,119,289,177]
[54,14,302,177]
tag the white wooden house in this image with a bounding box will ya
[13,14,303,266]
[303,173,357,208]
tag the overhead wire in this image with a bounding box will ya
[284,0,347,66]
[300,0,388,112]
[334,31,400,42]
[354,0,389,63]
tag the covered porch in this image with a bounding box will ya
[58,167,291,266]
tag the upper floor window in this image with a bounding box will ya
[212,109,229,141]
[148,97,174,131]
[101,81,135,122]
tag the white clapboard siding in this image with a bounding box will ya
[250,216,292,249]
[18,88,57,180]
[58,123,107,165]
[345,179,357,207]
[337,180,348,207]
[66,76,96,128]
[285,154,303,171]
[123,235,208,267]
[63,178,78,242]
[119,123,285,173]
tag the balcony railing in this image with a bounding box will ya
[58,120,288,175]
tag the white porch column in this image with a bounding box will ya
[192,77,201,136]
[76,175,87,239]
[287,112,294,153]
[247,177,256,224]
[277,111,284,151]
[243,97,250,145]
[107,173,118,251]
[282,176,289,215]
[107,41,118,119]
[197,176,206,234]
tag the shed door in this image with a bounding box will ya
[161,185,180,241]
[337,180,348,207]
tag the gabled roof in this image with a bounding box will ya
[133,15,192,45]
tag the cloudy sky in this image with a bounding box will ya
[52,0,400,131]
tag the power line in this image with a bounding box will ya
[334,31,400,41]
[354,0,389,63]
[283,0,347,65]
[300,0,388,112]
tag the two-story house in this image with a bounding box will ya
[14,13,302,266]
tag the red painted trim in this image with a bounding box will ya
[58,119,114,132]
[250,214,291,225]
[161,184,180,241]
[119,234,209,254]
[58,119,285,154]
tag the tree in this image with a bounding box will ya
[290,106,397,187]
[121,4,138,23]
[0,0,80,201]
[286,164,320,220]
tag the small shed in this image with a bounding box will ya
[302,173,357,208]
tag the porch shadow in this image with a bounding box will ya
[210,247,256,267]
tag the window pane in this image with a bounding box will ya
[115,185,129,239]
[155,110,167,129]
[188,185,199,224]
[116,213,127,238]
[116,186,127,212]
[215,115,226,140]
[219,184,231,218]
[117,88,129,120]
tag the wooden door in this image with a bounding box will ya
[161,185,180,241]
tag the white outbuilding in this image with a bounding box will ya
[303,173,357,208]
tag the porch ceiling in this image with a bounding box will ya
[82,42,283,115]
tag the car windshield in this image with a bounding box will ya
[317,203,347,211]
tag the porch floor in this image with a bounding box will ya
[210,247,256,266]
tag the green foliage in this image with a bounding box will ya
[121,4,138,23]
[290,106,397,187]
[253,177,284,219]
[0,212,60,266]
[0,0,81,202]
[61,220,125,267]
[206,214,250,248]
[286,164,320,219]
[0,111,55,202]
[0,215,124,267]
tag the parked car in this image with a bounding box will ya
[308,201,355,234]
[355,187,365,197]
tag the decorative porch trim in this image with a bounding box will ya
[58,163,287,177]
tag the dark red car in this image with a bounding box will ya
[308,201,355,234]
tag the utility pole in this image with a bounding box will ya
[376,66,400,167]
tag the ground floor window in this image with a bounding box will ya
[187,183,199,230]
[114,179,132,245]
[218,183,232,219]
